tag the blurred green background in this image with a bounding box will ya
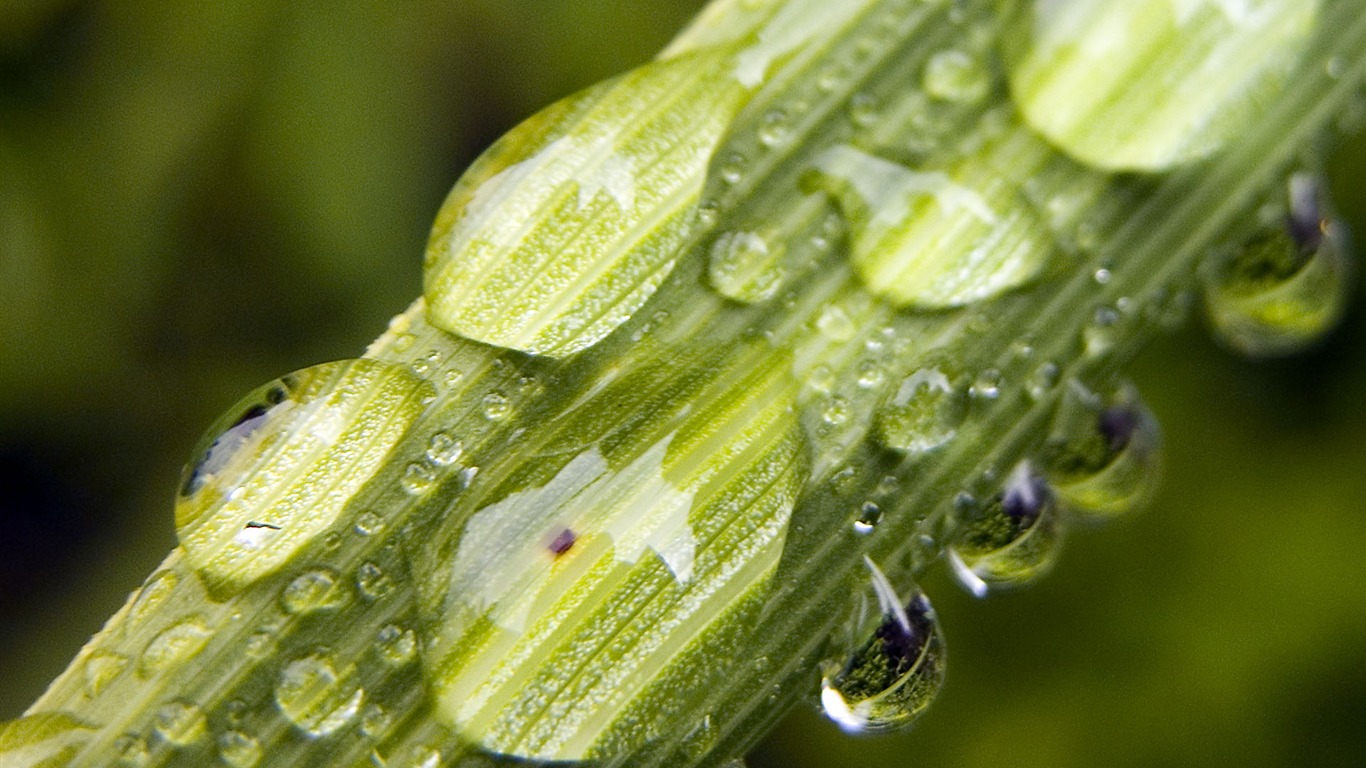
[1,2,1363,767]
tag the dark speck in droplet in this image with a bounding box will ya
[549,528,576,557]
[875,594,934,672]
[1002,467,1049,525]
[1099,406,1138,453]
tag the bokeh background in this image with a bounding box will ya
[2,2,1364,767]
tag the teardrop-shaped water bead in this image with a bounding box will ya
[1203,173,1355,358]
[1004,0,1320,170]
[1043,380,1163,519]
[875,366,966,456]
[0,712,94,768]
[820,558,946,734]
[176,359,433,596]
[423,49,751,357]
[947,461,1062,597]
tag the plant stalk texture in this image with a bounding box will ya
[7,0,1366,766]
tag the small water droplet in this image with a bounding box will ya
[245,630,276,658]
[855,360,886,389]
[947,462,1061,596]
[128,571,178,627]
[1043,380,1163,519]
[719,152,746,185]
[807,364,836,394]
[1026,361,1061,400]
[877,367,964,455]
[218,730,263,768]
[1082,305,1122,359]
[154,700,206,745]
[481,392,511,421]
[922,48,989,103]
[359,703,392,740]
[84,651,129,697]
[115,734,150,766]
[816,305,856,341]
[356,562,394,601]
[407,745,443,768]
[849,92,879,127]
[758,109,791,147]
[822,395,852,426]
[376,625,417,666]
[708,230,786,303]
[820,558,946,733]
[275,654,365,737]
[425,432,464,467]
[140,617,212,678]
[970,369,1003,400]
[1203,172,1354,357]
[1093,267,1112,285]
[854,501,882,534]
[281,569,344,614]
[401,462,438,496]
[354,510,385,536]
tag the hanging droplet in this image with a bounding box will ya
[275,654,366,738]
[140,616,212,678]
[218,730,263,768]
[708,229,787,303]
[0,712,94,768]
[876,367,965,455]
[820,558,947,734]
[947,462,1062,597]
[153,700,206,746]
[809,141,1054,309]
[1043,380,1162,519]
[1004,0,1320,170]
[176,360,432,596]
[281,569,345,615]
[1203,173,1355,357]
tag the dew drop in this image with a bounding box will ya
[275,654,366,738]
[947,462,1062,597]
[758,109,791,147]
[1026,361,1061,400]
[1043,380,1162,519]
[128,570,178,627]
[218,730,263,768]
[153,700,206,746]
[855,360,886,389]
[807,364,837,394]
[140,617,212,678]
[922,49,990,103]
[877,367,964,455]
[854,501,882,534]
[84,651,129,697]
[481,392,511,421]
[401,462,438,496]
[281,569,344,615]
[1203,173,1354,357]
[849,92,879,127]
[708,230,786,303]
[376,624,418,666]
[425,432,464,467]
[822,395,852,426]
[0,712,94,767]
[820,558,946,734]
[816,304,856,341]
[359,703,392,740]
[969,369,1002,400]
[406,745,443,768]
[175,360,432,595]
[719,152,746,185]
[354,510,385,536]
[356,562,394,601]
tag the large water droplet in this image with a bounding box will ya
[275,654,366,738]
[820,558,947,734]
[947,462,1062,597]
[0,712,94,768]
[810,143,1054,309]
[1043,380,1163,519]
[1203,173,1354,357]
[140,616,212,678]
[1004,0,1320,170]
[876,367,965,455]
[176,359,432,595]
[281,569,345,614]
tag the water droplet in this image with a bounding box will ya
[1026,361,1061,400]
[218,730,263,768]
[820,558,947,733]
[719,152,747,185]
[708,230,786,303]
[406,745,442,768]
[0,713,94,767]
[758,109,791,147]
[855,360,886,389]
[1203,172,1354,357]
[359,703,392,739]
[425,433,464,467]
[877,367,964,455]
[1082,304,1123,359]
[140,616,212,678]
[816,304,856,341]
[807,364,837,394]
[128,570,178,627]
[275,654,365,737]
[401,462,438,496]
[947,462,1062,597]
[153,700,206,745]
[84,651,129,697]
[481,392,511,421]
[854,501,882,534]
[115,734,150,766]
[1043,381,1162,519]
[922,49,990,103]
[1004,0,1321,170]
[356,562,394,601]
[969,369,1003,400]
[281,569,344,615]
[176,360,433,595]
[245,630,276,658]
[376,624,417,666]
[822,395,852,426]
[849,92,879,127]
[354,510,385,536]
[1093,267,1112,285]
